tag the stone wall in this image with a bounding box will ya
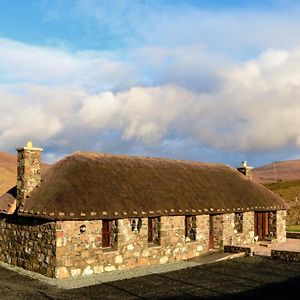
[55,215,210,278]
[271,249,300,261]
[0,210,287,279]
[276,210,286,242]
[211,214,224,249]
[0,215,56,277]
[222,212,255,247]
[17,145,42,204]
[286,232,300,239]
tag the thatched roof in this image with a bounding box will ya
[10,152,287,220]
[0,186,16,214]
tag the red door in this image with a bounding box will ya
[255,212,269,240]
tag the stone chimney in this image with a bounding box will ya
[16,141,43,206]
[237,161,253,179]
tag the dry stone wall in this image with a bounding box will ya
[55,215,211,278]
[0,215,56,277]
[0,210,286,279]
[211,214,224,249]
[276,210,286,242]
[223,212,255,246]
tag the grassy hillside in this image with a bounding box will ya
[264,180,300,225]
[253,159,300,183]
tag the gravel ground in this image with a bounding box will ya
[0,256,299,299]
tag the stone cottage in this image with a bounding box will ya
[0,142,287,278]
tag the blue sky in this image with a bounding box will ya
[1,0,300,167]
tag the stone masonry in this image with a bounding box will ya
[0,216,56,277]
[0,210,287,278]
[276,210,286,242]
[16,141,43,205]
[55,216,211,278]
[223,212,255,246]
[55,211,282,279]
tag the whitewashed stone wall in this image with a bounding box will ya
[223,212,255,246]
[276,210,286,242]
[55,215,210,278]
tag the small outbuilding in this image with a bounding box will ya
[0,142,287,278]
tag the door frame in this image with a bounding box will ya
[255,212,269,241]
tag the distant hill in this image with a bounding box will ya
[0,151,17,195]
[0,151,50,195]
[253,159,300,183]
[264,180,300,226]
[251,158,300,225]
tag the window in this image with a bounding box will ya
[148,217,160,245]
[102,219,118,249]
[234,212,243,234]
[185,216,197,241]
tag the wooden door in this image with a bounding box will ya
[255,212,269,240]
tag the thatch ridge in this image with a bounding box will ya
[15,152,287,220]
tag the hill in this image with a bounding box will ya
[0,152,18,195]
[253,159,300,183]
[0,151,50,195]
[264,180,300,226]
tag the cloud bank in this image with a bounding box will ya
[1,35,300,165]
[2,1,300,165]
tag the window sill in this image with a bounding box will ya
[148,243,161,248]
[102,247,118,253]
[185,240,197,244]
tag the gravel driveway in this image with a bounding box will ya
[0,256,299,299]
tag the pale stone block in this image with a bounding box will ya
[83,266,94,276]
[127,244,134,251]
[173,248,179,255]
[94,265,104,274]
[56,237,63,247]
[141,250,150,257]
[165,249,171,255]
[104,265,116,272]
[56,267,69,279]
[115,255,123,264]
[160,256,168,264]
[196,245,203,252]
[71,268,81,277]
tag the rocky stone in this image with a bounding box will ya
[71,268,81,277]
[83,266,94,276]
[127,244,134,251]
[56,267,69,279]
[159,256,168,264]
[115,255,123,264]
[104,265,116,272]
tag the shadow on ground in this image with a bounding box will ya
[0,256,299,299]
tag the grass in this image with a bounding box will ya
[264,180,300,191]
[286,225,300,232]
[264,180,300,203]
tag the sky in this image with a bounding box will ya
[1,0,300,167]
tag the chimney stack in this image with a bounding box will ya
[16,141,43,206]
[237,161,253,179]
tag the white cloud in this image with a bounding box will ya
[2,37,300,164]
[0,38,138,91]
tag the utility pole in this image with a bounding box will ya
[273,161,277,182]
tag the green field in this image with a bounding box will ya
[286,225,300,232]
[264,180,300,225]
